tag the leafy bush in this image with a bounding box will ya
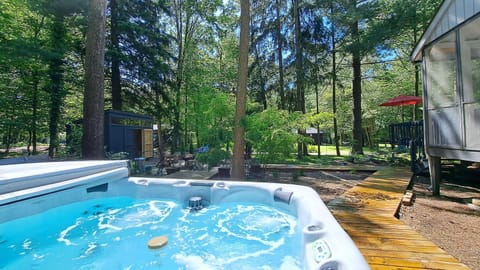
[59,123,82,158]
[195,147,230,169]
[246,109,297,163]
[192,90,234,149]
[246,109,311,163]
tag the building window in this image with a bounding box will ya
[460,16,480,150]
[110,116,152,128]
[460,16,480,103]
[425,32,457,109]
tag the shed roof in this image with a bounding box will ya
[411,0,480,62]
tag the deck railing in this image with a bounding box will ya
[389,120,425,173]
[389,120,424,147]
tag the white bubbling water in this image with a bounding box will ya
[0,197,302,270]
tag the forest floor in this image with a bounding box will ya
[254,168,480,270]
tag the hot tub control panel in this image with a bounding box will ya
[312,239,331,263]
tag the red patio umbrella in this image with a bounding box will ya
[380,95,422,122]
[379,95,422,107]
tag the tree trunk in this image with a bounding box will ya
[331,6,340,156]
[30,17,44,155]
[82,0,107,160]
[253,45,268,109]
[184,83,188,153]
[315,81,320,157]
[4,124,12,154]
[351,19,363,155]
[47,16,67,158]
[110,0,122,110]
[172,1,190,153]
[293,0,304,114]
[231,0,249,180]
[31,69,39,155]
[293,0,307,157]
[413,22,419,121]
[275,0,286,110]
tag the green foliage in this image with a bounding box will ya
[304,111,334,129]
[345,153,372,164]
[191,89,234,148]
[65,122,82,157]
[195,147,230,169]
[0,0,445,162]
[246,108,310,163]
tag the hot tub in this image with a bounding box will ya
[0,161,369,270]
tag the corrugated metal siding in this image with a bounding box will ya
[412,0,480,61]
[430,0,480,44]
[465,0,475,18]
[457,0,465,23]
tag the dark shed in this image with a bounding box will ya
[104,110,154,159]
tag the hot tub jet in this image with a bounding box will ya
[188,196,203,211]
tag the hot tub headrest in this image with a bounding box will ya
[273,188,293,204]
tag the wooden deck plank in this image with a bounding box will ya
[345,229,434,240]
[327,167,471,270]
[361,249,460,261]
[367,259,465,269]
[369,263,424,270]
[369,264,456,270]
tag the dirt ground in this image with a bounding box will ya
[257,168,480,270]
[398,171,480,270]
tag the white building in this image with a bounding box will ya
[412,0,480,195]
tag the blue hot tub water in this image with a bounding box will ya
[0,162,370,270]
[0,196,302,270]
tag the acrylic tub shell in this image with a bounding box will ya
[0,161,370,270]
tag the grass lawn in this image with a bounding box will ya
[275,144,412,166]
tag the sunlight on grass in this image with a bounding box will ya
[279,144,412,166]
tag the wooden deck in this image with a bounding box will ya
[328,167,471,270]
